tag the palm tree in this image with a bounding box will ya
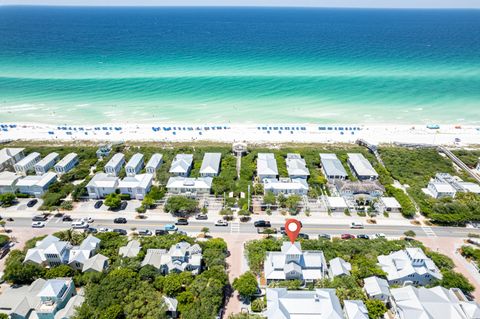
[201,227,210,237]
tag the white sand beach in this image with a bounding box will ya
[0,122,479,146]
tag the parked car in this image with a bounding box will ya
[138,229,152,236]
[155,229,167,236]
[99,227,113,233]
[297,233,309,240]
[164,224,178,231]
[175,218,189,226]
[373,233,386,239]
[94,200,103,209]
[318,233,331,240]
[350,222,364,229]
[82,217,94,223]
[119,201,128,210]
[341,234,355,240]
[215,220,228,226]
[71,221,88,229]
[113,229,127,235]
[114,217,127,224]
[195,214,208,220]
[254,220,271,228]
[357,234,370,240]
[84,227,98,234]
[62,215,73,222]
[257,227,277,234]
[32,215,48,222]
[31,221,45,228]
[27,199,38,208]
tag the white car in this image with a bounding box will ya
[215,220,229,227]
[373,233,386,239]
[99,227,113,233]
[31,221,46,228]
[82,217,94,223]
[71,221,88,229]
[350,222,364,229]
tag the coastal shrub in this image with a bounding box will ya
[0,193,16,207]
[164,196,198,216]
[104,193,122,210]
[385,185,416,218]
[251,298,266,312]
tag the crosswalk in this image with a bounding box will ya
[421,225,437,237]
[230,220,240,233]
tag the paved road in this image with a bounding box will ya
[10,216,480,238]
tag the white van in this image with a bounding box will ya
[350,222,364,229]
[71,221,88,229]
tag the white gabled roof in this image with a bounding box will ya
[286,154,309,177]
[82,254,108,272]
[430,181,456,193]
[125,153,143,169]
[199,153,221,175]
[363,276,391,298]
[326,196,348,209]
[55,152,78,168]
[145,153,163,170]
[329,257,351,277]
[257,153,278,176]
[0,147,24,165]
[263,178,308,192]
[118,173,153,189]
[320,153,348,177]
[0,171,20,187]
[347,153,378,178]
[344,300,369,319]
[381,197,402,209]
[38,279,68,298]
[35,152,59,168]
[166,176,212,190]
[169,154,193,174]
[16,172,57,188]
[119,240,141,258]
[16,152,40,167]
[105,153,125,168]
[87,173,119,188]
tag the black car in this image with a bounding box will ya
[119,201,128,210]
[84,227,98,234]
[318,233,331,240]
[195,214,208,220]
[32,215,48,221]
[357,234,370,240]
[175,218,189,226]
[62,215,73,222]
[27,199,38,208]
[254,220,271,228]
[113,217,127,224]
[113,229,127,235]
[280,226,286,235]
[94,200,103,209]
[298,233,309,240]
[155,229,167,236]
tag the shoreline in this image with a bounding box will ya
[1,121,479,147]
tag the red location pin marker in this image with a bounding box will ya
[285,219,302,243]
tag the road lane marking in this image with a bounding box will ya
[421,226,437,237]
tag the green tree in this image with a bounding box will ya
[163,273,184,297]
[232,271,258,300]
[123,282,167,319]
[0,313,9,319]
[251,298,266,312]
[3,250,46,284]
[285,194,301,212]
[0,193,16,207]
[263,191,276,206]
[138,265,158,282]
[201,227,210,237]
[45,265,75,279]
[365,299,387,319]
[164,196,198,216]
[104,193,121,210]
[440,270,475,293]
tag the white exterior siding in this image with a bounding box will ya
[34,152,59,175]
[145,153,163,174]
[54,153,79,175]
[125,153,144,177]
[257,153,278,181]
[14,152,41,176]
[118,174,153,200]
[16,172,57,197]
[104,153,125,176]
[347,153,378,181]
[199,153,221,177]
[86,173,119,199]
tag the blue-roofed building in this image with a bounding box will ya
[320,154,348,181]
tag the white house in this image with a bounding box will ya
[34,152,59,175]
[16,172,57,197]
[0,147,25,171]
[24,235,70,267]
[477,159,480,172]
[54,153,79,175]
[169,154,193,177]
[0,171,21,194]
[264,242,327,283]
[320,153,348,181]
[376,197,402,214]
[125,153,144,177]
[141,242,202,275]
[329,257,351,277]
[104,153,125,176]
[326,196,349,213]
[145,153,163,175]
[166,176,212,196]
[286,153,309,179]
[335,180,385,202]
[82,254,109,273]
[426,181,457,199]
[377,248,443,286]
[199,153,221,177]
[344,300,369,319]
[429,173,480,196]
[390,285,480,319]
[119,240,141,258]
[86,173,119,199]
[363,276,391,302]
[118,173,153,200]
[263,178,309,196]
[14,152,41,176]
[68,235,101,271]
[347,153,378,181]
[257,153,278,181]
[265,288,343,319]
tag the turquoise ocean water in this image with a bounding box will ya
[0,7,479,124]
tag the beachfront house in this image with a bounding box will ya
[67,235,101,271]
[118,173,153,200]
[265,288,343,319]
[96,144,112,158]
[390,286,480,319]
[285,153,309,179]
[34,152,59,175]
[199,153,221,177]
[426,181,457,199]
[14,152,41,176]
[328,257,351,277]
[141,242,202,275]
[347,153,378,181]
[0,171,21,194]
[145,153,163,175]
[16,172,57,197]
[86,173,119,199]
[344,300,369,319]
[119,240,141,258]
[263,178,309,196]
[376,197,402,214]
[0,147,25,172]
[334,180,385,202]
[54,153,79,175]
[104,153,125,177]
[166,176,212,196]
[0,277,83,319]
[264,242,327,284]
[363,276,391,302]
[326,196,349,213]
[320,153,348,181]
[169,154,193,176]
[427,173,480,196]
[257,153,278,181]
[377,248,443,286]
[125,153,144,177]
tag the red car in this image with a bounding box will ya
[341,234,355,240]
